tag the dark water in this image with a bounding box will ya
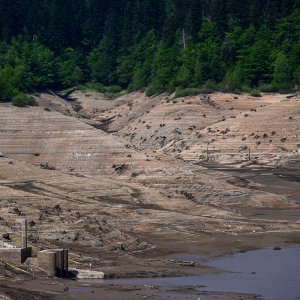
[99,246,300,300]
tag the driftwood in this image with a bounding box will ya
[286,92,300,99]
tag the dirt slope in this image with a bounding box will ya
[73,91,300,167]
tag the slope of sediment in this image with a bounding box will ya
[74,91,300,168]
[0,104,148,177]
[0,92,300,296]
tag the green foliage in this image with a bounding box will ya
[259,83,278,93]
[0,65,24,100]
[272,52,293,92]
[221,65,243,92]
[77,83,125,99]
[0,38,56,91]
[250,89,262,97]
[12,93,37,107]
[88,37,115,86]
[238,39,273,86]
[145,85,160,97]
[201,80,218,93]
[194,37,225,85]
[106,85,122,94]
[23,41,56,88]
[58,48,85,87]
[150,42,180,92]
[104,85,125,99]
[0,1,298,99]
[78,82,106,93]
[175,88,201,98]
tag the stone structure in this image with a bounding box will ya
[0,247,32,264]
[38,249,68,278]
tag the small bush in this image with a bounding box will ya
[259,83,278,93]
[199,87,215,94]
[175,88,201,98]
[250,89,262,97]
[202,80,218,92]
[260,82,294,94]
[106,85,122,93]
[145,85,159,97]
[78,82,106,93]
[276,84,294,94]
[12,93,37,107]
[104,90,127,99]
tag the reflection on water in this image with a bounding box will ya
[100,246,300,300]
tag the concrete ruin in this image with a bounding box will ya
[0,219,68,279]
[0,220,32,265]
[0,247,32,264]
[37,249,68,278]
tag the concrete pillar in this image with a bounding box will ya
[37,249,69,278]
[47,252,56,277]
[55,249,64,278]
[38,250,56,277]
[63,249,68,278]
[20,219,28,248]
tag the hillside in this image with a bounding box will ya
[1,91,300,298]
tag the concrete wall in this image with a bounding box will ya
[0,247,32,264]
[38,249,68,278]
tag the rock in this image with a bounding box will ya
[2,233,10,240]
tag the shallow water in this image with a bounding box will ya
[100,246,300,300]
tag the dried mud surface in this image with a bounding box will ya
[0,91,299,299]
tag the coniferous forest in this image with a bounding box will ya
[0,0,299,105]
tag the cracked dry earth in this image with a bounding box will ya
[0,91,300,299]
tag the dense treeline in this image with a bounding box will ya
[0,0,299,105]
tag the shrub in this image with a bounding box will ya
[106,85,122,93]
[199,87,215,94]
[175,88,201,98]
[277,84,294,94]
[259,82,294,94]
[259,83,277,93]
[104,90,127,99]
[145,85,159,97]
[240,85,252,93]
[78,82,106,93]
[250,89,262,97]
[0,65,23,101]
[12,93,37,107]
[202,79,218,91]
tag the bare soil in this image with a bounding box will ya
[0,91,299,299]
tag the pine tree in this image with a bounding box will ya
[273,51,292,91]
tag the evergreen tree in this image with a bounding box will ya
[0,0,298,98]
[273,52,292,90]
